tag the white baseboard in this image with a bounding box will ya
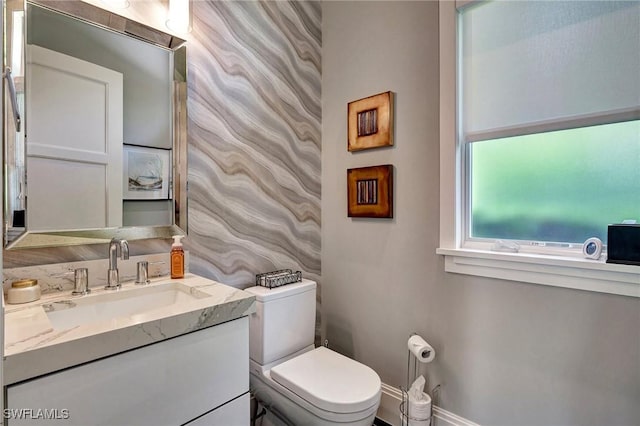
[377,383,480,426]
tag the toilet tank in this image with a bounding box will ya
[245,280,316,365]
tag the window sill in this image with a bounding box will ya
[436,248,640,298]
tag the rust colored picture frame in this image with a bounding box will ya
[347,91,394,152]
[347,165,393,218]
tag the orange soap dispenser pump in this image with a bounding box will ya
[170,235,185,279]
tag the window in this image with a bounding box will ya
[460,0,639,253]
[437,1,640,297]
[470,120,640,246]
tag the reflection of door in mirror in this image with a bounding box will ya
[25,2,173,230]
[26,45,123,231]
[3,1,187,249]
[26,3,174,231]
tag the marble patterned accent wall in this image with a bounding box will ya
[186,1,321,287]
[4,1,322,293]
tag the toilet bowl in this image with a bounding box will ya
[251,346,381,425]
[245,281,381,425]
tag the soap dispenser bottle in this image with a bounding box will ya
[170,235,185,279]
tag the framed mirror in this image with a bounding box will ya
[3,0,187,249]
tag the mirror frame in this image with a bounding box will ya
[3,0,188,250]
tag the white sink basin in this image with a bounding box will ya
[44,282,210,330]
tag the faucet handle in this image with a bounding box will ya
[135,261,150,285]
[71,268,90,296]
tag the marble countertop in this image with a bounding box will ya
[4,273,255,385]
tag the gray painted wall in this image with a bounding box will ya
[321,2,640,426]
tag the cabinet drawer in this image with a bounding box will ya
[185,393,249,426]
[7,317,249,425]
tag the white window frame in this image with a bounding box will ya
[437,1,640,298]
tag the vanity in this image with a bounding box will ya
[4,272,256,425]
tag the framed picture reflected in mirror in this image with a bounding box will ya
[123,144,171,200]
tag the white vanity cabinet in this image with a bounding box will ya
[6,317,249,426]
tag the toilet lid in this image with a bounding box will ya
[270,347,381,414]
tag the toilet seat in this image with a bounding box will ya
[270,346,381,414]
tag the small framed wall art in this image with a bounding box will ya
[347,164,393,218]
[123,144,171,200]
[347,91,394,152]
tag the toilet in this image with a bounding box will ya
[245,280,381,426]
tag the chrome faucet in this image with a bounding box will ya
[106,238,129,290]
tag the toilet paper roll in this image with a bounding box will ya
[400,394,432,426]
[409,395,432,420]
[408,335,435,363]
